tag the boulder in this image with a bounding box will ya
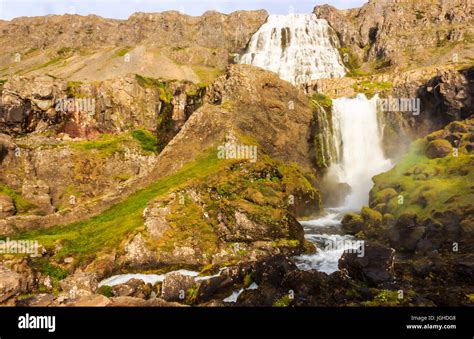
[59,272,98,297]
[0,194,15,218]
[66,294,111,307]
[0,266,22,303]
[341,213,364,235]
[111,278,152,299]
[161,272,196,302]
[425,139,453,159]
[338,242,395,286]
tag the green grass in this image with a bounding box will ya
[131,129,158,153]
[114,47,132,58]
[66,81,83,97]
[192,66,222,85]
[13,150,222,263]
[352,80,393,98]
[68,134,128,157]
[372,139,474,220]
[31,57,63,71]
[0,184,37,214]
[135,74,173,102]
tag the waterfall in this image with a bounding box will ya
[239,13,346,85]
[328,94,392,210]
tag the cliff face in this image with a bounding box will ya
[315,0,474,72]
[0,10,268,82]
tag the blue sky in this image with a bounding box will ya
[0,0,367,20]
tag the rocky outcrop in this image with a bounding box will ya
[315,0,474,72]
[339,242,395,286]
[0,74,205,137]
[0,266,22,303]
[0,11,268,82]
[161,272,196,302]
[58,272,98,297]
[119,157,314,269]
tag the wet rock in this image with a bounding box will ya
[341,213,364,235]
[161,272,196,302]
[195,275,234,304]
[339,242,395,286]
[253,254,297,286]
[111,278,152,299]
[236,289,267,306]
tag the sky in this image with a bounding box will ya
[0,0,367,20]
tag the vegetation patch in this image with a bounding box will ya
[14,150,222,263]
[352,80,393,98]
[0,184,37,214]
[113,47,132,58]
[310,93,333,111]
[131,129,159,153]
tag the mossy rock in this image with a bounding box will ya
[361,206,382,224]
[372,187,398,205]
[341,213,364,235]
[425,139,453,159]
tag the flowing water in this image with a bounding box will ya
[295,94,392,273]
[239,13,346,85]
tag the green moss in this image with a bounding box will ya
[243,273,253,288]
[273,295,292,307]
[372,137,474,220]
[66,81,83,97]
[31,57,63,71]
[192,66,223,85]
[135,74,173,102]
[362,289,416,306]
[352,81,393,98]
[131,129,158,153]
[310,93,333,111]
[69,134,127,158]
[32,259,69,282]
[361,206,382,223]
[98,285,113,298]
[0,184,37,214]
[114,47,132,58]
[339,47,367,77]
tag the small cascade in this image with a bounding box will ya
[239,13,346,85]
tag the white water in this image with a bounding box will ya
[98,269,221,287]
[223,282,259,303]
[295,95,392,273]
[328,94,392,209]
[239,13,346,85]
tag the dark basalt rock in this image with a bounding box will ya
[338,242,395,286]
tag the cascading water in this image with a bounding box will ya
[295,94,392,273]
[328,94,393,209]
[239,13,346,85]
